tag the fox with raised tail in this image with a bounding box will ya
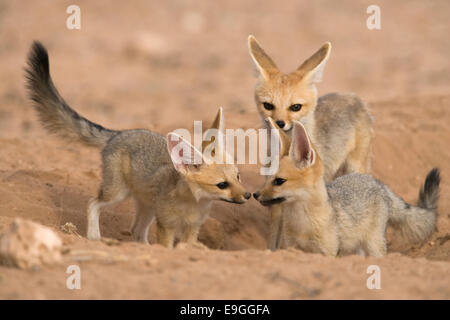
[25,41,251,248]
[248,36,374,250]
[254,120,439,257]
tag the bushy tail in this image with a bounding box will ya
[25,41,118,148]
[418,168,440,211]
[388,168,440,243]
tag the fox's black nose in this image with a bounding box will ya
[244,192,251,200]
[276,120,285,128]
[253,192,260,200]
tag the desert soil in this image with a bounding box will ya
[0,0,449,299]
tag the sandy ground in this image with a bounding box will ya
[0,0,449,299]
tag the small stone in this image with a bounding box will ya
[0,218,62,269]
[60,222,80,237]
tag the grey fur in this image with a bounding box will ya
[312,92,374,181]
[327,169,439,253]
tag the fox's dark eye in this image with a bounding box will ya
[273,177,286,186]
[237,173,241,181]
[263,102,275,110]
[289,104,302,112]
[217,181,229,189]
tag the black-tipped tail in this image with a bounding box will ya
[25,41,117,148]
[26,41,51,84]
[418,168,440,211]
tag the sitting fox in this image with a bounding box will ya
[253,120,439,257]
[248,36,374,250]
[25,42,251,248]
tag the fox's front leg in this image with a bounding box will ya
[268,205,283,251]
[181,224,208,249]
[317,230,339,257]
[156,222,176,248]
[182,224,201,244]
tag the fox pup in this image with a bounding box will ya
[254,121,439,257]
[25,42,251,248]
[248,35,374,250]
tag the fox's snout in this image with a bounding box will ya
[253,191,285,206]
[274,120,293,132]
[224,191,251,204]
[275,120,285,129]
[238,191,252,203]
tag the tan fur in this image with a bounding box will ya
[85,111,249,248]
[25,42,250,248]
[254,122,439,257]
[248,36,373,250]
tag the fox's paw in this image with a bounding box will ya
[176,241,208,250]
[191,241,208,250]
[86,230,101,241]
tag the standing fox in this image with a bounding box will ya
[253,121,440,257]
[248,36,374,250]
[25,42,251,248]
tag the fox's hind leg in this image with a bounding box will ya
[87,155,129,240]
[87,188,128,240]
[130,200,155,244]
[362,231,387,257]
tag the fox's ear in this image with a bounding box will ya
[265,117,291,157]
[202,107,224,153]
[202,107,225,161]
[295,42,331,85]
[167,133,204,175]
[248,35,279,80]
[289,121,315,168]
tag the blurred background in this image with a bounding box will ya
[0,0,449,135]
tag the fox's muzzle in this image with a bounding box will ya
[283,124,293,132]
[221,192,251,204]
[253,192,286,206]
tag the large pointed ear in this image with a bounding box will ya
[265,117,291,157]
[248,35,279,80]
[202,107,224,154]
[289,121,315,168]
[167,133,204,175]
[295,42,331,84]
